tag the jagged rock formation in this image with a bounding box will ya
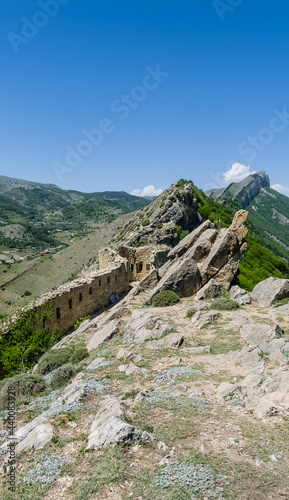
[119,180,202,247]
[146,210,248,300]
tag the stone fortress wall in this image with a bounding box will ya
[23,245,165,335]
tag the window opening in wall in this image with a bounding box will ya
[137,262,143,273]
[107,276,110,284]
[69,299,72,309]
[99,279,101,286]
[79,293,82,302]
[89,287,92,295]
[130,264,134,272]
[56,307,61,319]
[146,264,150,271]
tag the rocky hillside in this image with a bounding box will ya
[206,171,270,208]
[114,180,201,247]
[1,263,289,498]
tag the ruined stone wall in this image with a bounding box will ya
[116,245,169,282]
[5,244,165,337]
[33,260,129,334]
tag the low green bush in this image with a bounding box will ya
[152,290,180,307]
[0,374,46,410]
[37,347,72,375]
[70,344,89,364]
[186,308,196,319]
[142,219,150,227]
[210,299,240,311]
[50,364,76,389]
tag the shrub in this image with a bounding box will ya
[0,301,56,377]
[210,299,240,311]
[50,364,76,389]
[74,315,91,330]
[152,290,180,307]
[142,219,150,227]
[23,290,32,296]
[37,348,72,375]
[70,344,88,364]
[176,225,189,240]
[0,374,46,410]
[186,308,196,319]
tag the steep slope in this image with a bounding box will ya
[206,171,270,207]
[206,171,289,264]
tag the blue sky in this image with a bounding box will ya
[2,1,289,196]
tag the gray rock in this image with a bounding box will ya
[124,310,173,344]
[167,220,215,259]
[145,332,185,349]
[87,320,121,352]
[147,257,202,299]
[255,398,279,418]
[240,323,284,353]
[191,311,220,329]
[230,285,251,305]
[186,229,218,262]
[216,382,238,400]
[228,347,264,372]
[125,363,143,375]
[16,424,53,454]
[200,213,247,282]
[183,346,211,354]
[251,277,289,307]
[195,279,223,300]
[87,396,152,449]
[211,243,247,290]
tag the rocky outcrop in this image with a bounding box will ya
[123,181,202,247]
[146,210,248,301]
[195,279,223,300]
[167,220,215,259]
[87,396,152,449]
[230,285,251,305]
[251,277,289,307]
[87,320,122,352]
[123,310,174,344]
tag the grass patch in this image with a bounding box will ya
[210,299,240,311]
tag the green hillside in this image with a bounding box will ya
[193,184,289,291]
[0,176,150,251]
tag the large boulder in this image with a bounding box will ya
[200,211,248,283]
[87,320,121,352]
[147,258,202,299]
[196,279,223,300]
[167,220,215,259]
[185,229,218,262]
[16,424,53,454]
[251,277,289,307]
[230,285,251,305]
[87,396,152,449]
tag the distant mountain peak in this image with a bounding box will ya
[205,171,270,208]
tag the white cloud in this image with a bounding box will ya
[272,184,289,196]
[223,163,256,184]
[130,185,163,197]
